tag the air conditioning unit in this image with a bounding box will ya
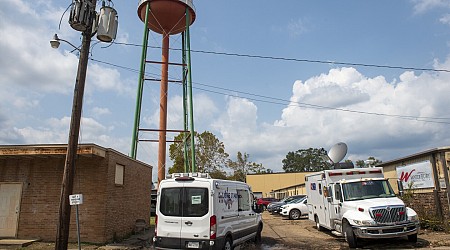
[97,4,118,42]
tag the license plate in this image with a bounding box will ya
[187,241,200,248]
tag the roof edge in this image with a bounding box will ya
[377,146,450,167]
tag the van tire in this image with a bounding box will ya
[223,237,233,250]
[344,221,358,248]
[254,224,263,244]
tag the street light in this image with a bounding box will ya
[50,34,80,51]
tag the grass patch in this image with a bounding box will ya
[149,215,156,226]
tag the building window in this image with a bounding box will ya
[115,164,124,186]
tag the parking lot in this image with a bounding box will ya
[246,211,450,249]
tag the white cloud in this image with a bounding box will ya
[213,63,450,171]
[213,97,257,136]
[412,0,450,13]
[287,18,309,38]
[87,63,134,96]
[91,107,111,116]
[440,13,450,25]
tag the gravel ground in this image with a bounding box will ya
[21,212,450,249]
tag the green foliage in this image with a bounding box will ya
[227,152,266,182]
[420,219,446,231]
[355,160,365,168]
[282,148,329,172]
[168,131,264,180]
[168,131,229,174]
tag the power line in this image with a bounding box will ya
[112,41,450,73]
[89,57,450,125]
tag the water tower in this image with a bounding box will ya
[131,0,197,184]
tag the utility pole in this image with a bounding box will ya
[55,0,96,249]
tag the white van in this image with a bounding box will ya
[153,173,263,250]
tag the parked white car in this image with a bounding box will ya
[280,197,308,220]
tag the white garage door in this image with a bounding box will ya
[0,183,22,238]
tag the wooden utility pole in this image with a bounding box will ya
[55,0,96,249]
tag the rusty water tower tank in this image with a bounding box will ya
[138,0,196,35]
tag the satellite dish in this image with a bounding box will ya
[328,142,348,164]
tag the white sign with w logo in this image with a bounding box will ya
[396,161,434,189]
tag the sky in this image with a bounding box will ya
[1,0,450,181]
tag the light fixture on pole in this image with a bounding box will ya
[50,34,81,51]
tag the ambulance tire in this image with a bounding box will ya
[315,215,324,231]
[408,233,418,243]
[344,222,359,248]
[223,236,233,250]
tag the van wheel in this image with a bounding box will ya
[254,224,262,244]
[223,237,233,250]
[408,233,418,243]
[315,215,324,231]
[289,209,301,220]
[344,222,358,248]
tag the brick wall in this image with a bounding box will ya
[402,191,450,225]
[0,157,65,241]
[104,150,152,242]
[0,146,152,244]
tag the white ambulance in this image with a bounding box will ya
[306,167,420,248]
[153,173,263,250]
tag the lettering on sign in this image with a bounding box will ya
[396,161,433,189]
[69,194,84,205]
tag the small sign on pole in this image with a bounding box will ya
[69,194,84,205]
[69,194,83,250]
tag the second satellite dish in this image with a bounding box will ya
[328,142,348,163]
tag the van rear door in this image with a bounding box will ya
[180,180,211,248]
[158,186,184,248]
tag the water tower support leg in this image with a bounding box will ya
[158,33,169,183]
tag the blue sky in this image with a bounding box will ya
[1,0,450,180]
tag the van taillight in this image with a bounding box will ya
[154,215,158,236]
[210,215,217,239]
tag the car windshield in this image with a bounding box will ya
[342,180,396,201]
[286,197,304,204]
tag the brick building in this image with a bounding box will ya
[379,147,450,224]
[0,144,152,243]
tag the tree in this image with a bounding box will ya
[355,157,382,168]
[168,131,229,179]
[227,152,265,182]
[282,148,329,172]
[355,160,365,168]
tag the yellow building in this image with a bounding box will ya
[246,172,308,199]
